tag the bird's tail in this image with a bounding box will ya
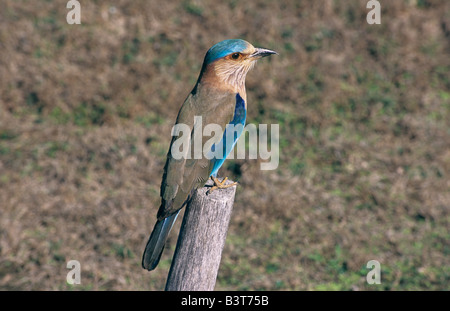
[142,211,179,271]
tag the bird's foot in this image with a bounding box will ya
[207,176,238,194]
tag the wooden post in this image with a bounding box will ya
[165,178,237,291]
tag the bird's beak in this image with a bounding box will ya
[249,48,278,59]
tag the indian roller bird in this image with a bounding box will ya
[142,39,277,271]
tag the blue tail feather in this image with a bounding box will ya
[142,211,179,271]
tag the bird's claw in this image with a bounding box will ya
[207,176,238,194]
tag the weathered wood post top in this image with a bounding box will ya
[165,178,237,291]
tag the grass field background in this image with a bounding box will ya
[0,0,449,290]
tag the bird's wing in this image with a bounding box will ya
[157,89,236,219]
[209,93,247,176]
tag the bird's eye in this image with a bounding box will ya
[231,53,240,60]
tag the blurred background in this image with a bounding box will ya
[0,0,449,290]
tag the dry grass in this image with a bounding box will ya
[0,0,449,290]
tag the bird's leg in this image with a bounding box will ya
[207,176,238,194]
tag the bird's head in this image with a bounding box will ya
[200,39,277,93]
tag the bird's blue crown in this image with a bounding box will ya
[204,39,250,65]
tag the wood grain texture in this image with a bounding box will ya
[165,178,237,291]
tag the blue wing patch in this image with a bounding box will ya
[209,93,247,177]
